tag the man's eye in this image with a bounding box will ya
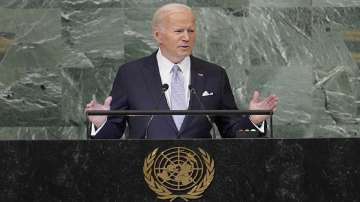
[188,29,194,32]
[175,30,183,33]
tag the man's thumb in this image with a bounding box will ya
[251,91,260,102]
[104,96,112,107]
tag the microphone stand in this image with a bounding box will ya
[144,84,169,139]
[189,85,217,139]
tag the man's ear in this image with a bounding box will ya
[153,30,161,44]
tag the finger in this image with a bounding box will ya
[265,95,279,104]
[104,96,112,107]
[258,95,275,106]
[258,99,277,111]
[251,91,260,102]
[92,94,97,102]
[265,96,277,105]
[271,95,279,101]
[272,100,278,107]
[269,96,279,105]
[86,100,96,108]
[269,101,278,110]
[263,96,273,103]
[84,107,92,113]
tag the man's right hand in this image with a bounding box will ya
[85,96,112,128]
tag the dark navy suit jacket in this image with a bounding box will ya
[94,51,257,139]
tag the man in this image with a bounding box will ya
[85,3,278,139]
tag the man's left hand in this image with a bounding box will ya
[248,91,279,125]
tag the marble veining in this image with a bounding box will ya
[0,1,359,139]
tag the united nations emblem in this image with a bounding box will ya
[143,147,215,201]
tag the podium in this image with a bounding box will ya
[0,138,359,201]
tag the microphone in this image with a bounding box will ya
[144,84,169,139]
[188,85,217,139]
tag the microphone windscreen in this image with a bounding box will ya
[162,84,169,91]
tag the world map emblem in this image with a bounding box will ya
[143,147,215,201]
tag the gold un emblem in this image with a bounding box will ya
[143,147,215,201]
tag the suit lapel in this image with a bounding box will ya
[179,56,206,133]
[141,51,178,132]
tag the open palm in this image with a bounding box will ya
[85,96,112,128]
[248,91,278,125]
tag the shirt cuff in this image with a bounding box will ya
[250,120,265,133]
[90,120,107,136]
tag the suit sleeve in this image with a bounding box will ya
[92,66,128,139]
[215,69,256,138]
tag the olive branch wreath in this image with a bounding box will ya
[143,148,215,202]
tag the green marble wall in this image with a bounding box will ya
[0,0,359,139]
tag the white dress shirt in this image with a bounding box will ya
[157,48,191,108]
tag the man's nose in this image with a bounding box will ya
[182,31,190,41]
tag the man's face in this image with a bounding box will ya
[154,9,196,63]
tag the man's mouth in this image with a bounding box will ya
[179,45,190,48]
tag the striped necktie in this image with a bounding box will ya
[170,64,186,130]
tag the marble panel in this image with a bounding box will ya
[344,40,360,53]
[0,126,85,140]
[0,8,66,128]
[124,8,158,62]
[0,71,63,127]
[61,67,117,127]
[313,0,360,7]
[123,0,186,8]
[311,7,360,136]
[187,0,219,7]
[0,32,15,63]
[193,7,250,108]
[0,8,64,85]
[60,0,122,10]
[222,0,249,8]
[188,0,249,7]
[250,0,312,7]
[61,8,124,69]
[244,7,314,137]
[0,0,59,8]
[1,1,360,139]
[312,7,360,30]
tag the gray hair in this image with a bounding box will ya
[152,3,193,31]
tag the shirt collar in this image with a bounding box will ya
[156,48,190,73]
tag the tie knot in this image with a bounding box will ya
[171,64,181,73]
